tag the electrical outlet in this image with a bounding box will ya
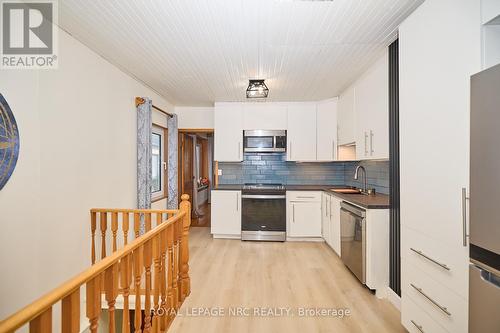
[217,169,223,176]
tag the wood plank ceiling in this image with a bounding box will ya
[59,0,423,106]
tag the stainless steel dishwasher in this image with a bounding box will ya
[340,201,366,284]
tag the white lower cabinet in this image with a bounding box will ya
[211,190,241,238]
[322,193,342,256]
[402,263,468,333]
[402,296,448,333]
[364,209,389,293]
[287,191,322,238]
[321,193,331,244]
[329,195,342,256]
[401,226,468,333]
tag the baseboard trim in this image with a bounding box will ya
[286,237,324,242]
[386,287,401,311]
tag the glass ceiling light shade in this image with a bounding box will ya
[246,79,269,98]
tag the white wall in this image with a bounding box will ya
[0,27,173,321]
[175,106,214,129]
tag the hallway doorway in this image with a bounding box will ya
[178,129,214,227]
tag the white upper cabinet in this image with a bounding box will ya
[287,103,317,161]
[481,0,500,24]
[337,85,356,145]
[214,103,243,161]
[243,103,287,130]
[316,98,338,161]
[355,51,389,160]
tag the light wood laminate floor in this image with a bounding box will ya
[170,227,404,333]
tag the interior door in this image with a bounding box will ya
[180,134,194,207]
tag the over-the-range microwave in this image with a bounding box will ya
[243,130,286,153]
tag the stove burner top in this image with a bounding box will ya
[243,183,285,191]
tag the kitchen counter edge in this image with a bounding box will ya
[212,185,389,209]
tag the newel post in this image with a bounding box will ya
[179,194,191,300]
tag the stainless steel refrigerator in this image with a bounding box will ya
[469,63,500,333]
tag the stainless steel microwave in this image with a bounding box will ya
[243,130,286,153]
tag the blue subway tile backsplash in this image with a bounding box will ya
[218,153,390,194]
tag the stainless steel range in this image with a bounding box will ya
[241,183,286,241]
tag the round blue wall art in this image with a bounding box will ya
[0,94,20,191]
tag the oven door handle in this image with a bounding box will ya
[241,195,286,199]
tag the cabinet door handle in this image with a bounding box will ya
[236,193,239,211]
[462,187,469,247]
[410,283,451,316]
[410,248,450,270]
[364,132,368,156]
[292,204,295,223]
[370,130,374,155]
[410,320,424,333]
[297,196,315,199]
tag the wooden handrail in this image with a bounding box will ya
[90,208,179,214]
[0,194,192,333]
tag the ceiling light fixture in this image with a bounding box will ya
[246,79,269,98]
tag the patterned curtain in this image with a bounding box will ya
[167,114,178,209]
[136,97,152,234]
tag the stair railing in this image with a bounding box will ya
[0,194,191,333]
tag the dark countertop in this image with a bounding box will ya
[213,184,389,209]
[213,184,244,190]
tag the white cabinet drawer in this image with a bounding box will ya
[403,265,468,333]
[402,296,448,333]
[287,191,322,202]
[402,226,468,299]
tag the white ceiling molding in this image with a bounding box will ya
[59,0,423,106]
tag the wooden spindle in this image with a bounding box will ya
[143,238,153,332]
[105,262,119,333]
[134,213,140,239]
[91,212,97,264]
[133,247,143,333]
[111,212,118,252]
[179,195,191,300]
[166,224,175,324]
[170,222,179,312]
[151,232,161,333]
[123,212,130,245]
[156,212,163,227]
[29,307,52,333]
[100,212,108,259]
[145,213,152,232]
[86,276,101,333]
[175,217,183,305]
[160,229,168,331]
[62,289,80,333]
[120,254,132,333]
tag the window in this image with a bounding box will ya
[152,125,167,201]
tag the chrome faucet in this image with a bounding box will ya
[354,165,368,194]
